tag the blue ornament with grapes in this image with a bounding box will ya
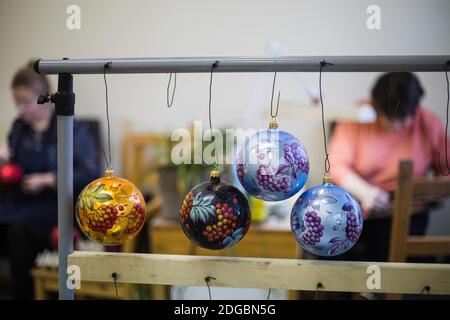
[291,175,363,256]
[235,120,309,201]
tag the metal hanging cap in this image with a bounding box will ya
[269,119,279,129]
[210,169,220,178]
[105,167,114,177]
[323,172,332,183]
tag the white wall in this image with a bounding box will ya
[0,0,449,233]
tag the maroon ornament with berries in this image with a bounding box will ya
[180,169,251,250]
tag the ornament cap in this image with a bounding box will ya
[322,173,332,184]
[210,169,220,178]
[105,167,114,178]
[210,169,221,185]
[269,119,278,129]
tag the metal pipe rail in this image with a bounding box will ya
[35,55,450,74]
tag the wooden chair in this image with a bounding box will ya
[388,160,450,299]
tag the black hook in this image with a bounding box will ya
[314,282,324,300]
[167,73,177,108]
[204,276,216,300]
[421,285,431,295]
[111,272,119,299]
[270,72,281,119]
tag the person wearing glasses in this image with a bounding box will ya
[0,62,99,299]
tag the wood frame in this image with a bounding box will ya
[390,161,450,261]
[388,161,450,299]
[68,251,450,295]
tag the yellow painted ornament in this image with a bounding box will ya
[76,168,146,245]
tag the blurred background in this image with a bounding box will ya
[0,0,449,299]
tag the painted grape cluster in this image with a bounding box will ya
[76,169,146,245]
[343,203,362,243]
[300,211,324,246]
[81,204,119,233]
[180,178,250,250]
[256,165,290,192]
[283,142,309,173]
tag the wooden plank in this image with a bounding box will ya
[407,236,450,256]
[150,219,301,299]
[413,179,450,198]
[389,161,414,263]
[68,251,450,295]
[31,267,133,299]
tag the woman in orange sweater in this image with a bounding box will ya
[329,72,449,262]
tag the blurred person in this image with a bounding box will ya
[0,62,99,299]
[328,72,449,262]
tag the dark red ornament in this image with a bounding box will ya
[180,170,251,250]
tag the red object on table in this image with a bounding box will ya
[50,226,81,250]
[0,163,22,187]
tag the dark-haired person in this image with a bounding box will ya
[329,72,449,262]
[0,62,99,299]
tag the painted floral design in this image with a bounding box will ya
[180,182,250,250]
[291,183,363,256]
[76,174,146,245]
[236,129,309,201]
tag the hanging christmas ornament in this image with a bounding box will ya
[180,62,251,249]
[291,61,363,256]
[180,170,251,250]
[236,73,309,201]
[236,120,309,201]
[290,174,363,256]
[76,168,146,245]
[76,63,146,245]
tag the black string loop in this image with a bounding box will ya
[167,73,177,108]
[319,61,333,173]
[102,62,113,169]
[208,61,220,169]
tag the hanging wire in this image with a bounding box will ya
[314,282,324,300]
[102,62,113,169]
[437,60,450,176]
[204,276,216,300]
[208,61,220,169]
[319,60,333,173]
[267,288,272,300]
[420,285,431,295]
[270,72,281,119]
[167,73,177,108]
[111,272,119,299]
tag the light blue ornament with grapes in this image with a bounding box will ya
[235,121,309,202]
[291,177,363,256]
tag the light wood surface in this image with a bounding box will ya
[388,161,450,299]
[32,267,133,300]
[68,251,450,295]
